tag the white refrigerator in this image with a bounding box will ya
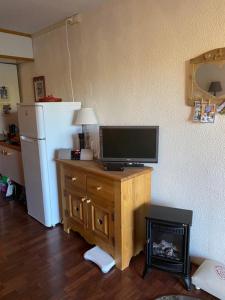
[18,102,81,227]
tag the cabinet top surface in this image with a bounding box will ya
[0,141,21,152]
[147,205,193,225]
[57,160,152,181]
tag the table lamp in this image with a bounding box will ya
[208,81,222,96]
[74,107,98,150]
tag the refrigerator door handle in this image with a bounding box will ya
[20,136,45,142]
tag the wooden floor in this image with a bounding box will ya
[0,196,217,300]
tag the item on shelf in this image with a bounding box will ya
[80,148,93,160]
[71,149,80,160]
[8,124,17,136]
[2,104,11,114]
[0,176,8,193]
[0,134,6,142]
[39,95,62,102]
[56,149,72,160]
[0,176,14,198]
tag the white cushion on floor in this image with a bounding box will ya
[84,246,115,273]
[192,259,225,300]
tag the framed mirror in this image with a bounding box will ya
[188,48,225,106]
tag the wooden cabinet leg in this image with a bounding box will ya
[115,255,131,270]
[63,223,70,234]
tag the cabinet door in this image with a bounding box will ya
[87,197,114,246]
[69,194,85,225]
[0,146,24,185]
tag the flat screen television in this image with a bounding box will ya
[99,126,159,164]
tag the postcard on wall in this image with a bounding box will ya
[193,101,201,122]
[0,86,8,99]
[217,101,225,114]
[200,103,216,123]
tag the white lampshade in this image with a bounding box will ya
[74,107,98,125]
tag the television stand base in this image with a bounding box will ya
[125,162,144,167]
[103,162,144,171]
[103,163,125,171]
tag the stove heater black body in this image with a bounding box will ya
[143,205,193,290]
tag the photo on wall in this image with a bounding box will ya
[0,86,8,99]
[193,100,216,123]
[33,76,46,102]
[200,102,216,123]
[193,101,201,122]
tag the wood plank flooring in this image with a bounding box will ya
[0,197,217,300]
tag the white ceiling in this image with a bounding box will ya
[0,0,107,34]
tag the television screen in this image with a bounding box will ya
[100,126,159,163]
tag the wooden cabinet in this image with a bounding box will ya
[57,160,152,270]
[0,29,33,62]
[0,143,24,185]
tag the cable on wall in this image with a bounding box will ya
[65,20,75,102]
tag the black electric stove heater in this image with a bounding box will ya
[143,205,193,290]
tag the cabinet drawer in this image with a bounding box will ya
[87,176,114,203]
[64,166,86,192]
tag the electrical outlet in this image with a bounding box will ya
[66,14,82,25]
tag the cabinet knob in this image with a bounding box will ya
[81,197,86,202]
[5,151,12,156]
[97,218,103,225]
[71,177,77,182]
[86,199,91,204]
[96,186,102,191]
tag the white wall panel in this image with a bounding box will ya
[0,32,33,59]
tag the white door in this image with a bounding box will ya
[20,136,52,227]
[18,105,46,139]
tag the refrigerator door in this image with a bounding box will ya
[18,105,46,139]
[20,136,53,227]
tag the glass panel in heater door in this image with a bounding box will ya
[151,223,184,261]
[20,137,51,227]
[18,105,45,139]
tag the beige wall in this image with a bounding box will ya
[19,0,225,264]
[18,61,34,103]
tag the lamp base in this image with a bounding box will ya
[78,133,85,150]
